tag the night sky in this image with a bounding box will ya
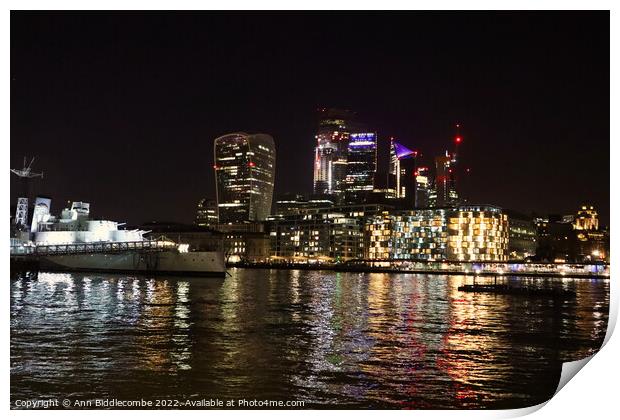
[10,11,610,225]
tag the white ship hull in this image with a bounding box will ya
[40,250,227,277]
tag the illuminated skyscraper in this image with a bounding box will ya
[431,152,459,207]
[312,108,364,202]
[344,132,377,203]
[214,133,276,223]
[429,126,462,207]
[389,139,417,206]
[414,166,430,208]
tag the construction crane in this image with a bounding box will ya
[11,157,43,229]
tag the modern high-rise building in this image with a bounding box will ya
[431,151,459,207]
[195,198,218,227]
[214,132,276,223]
[312,108,365,202]
[429,126,463,208]
[344,132,377,203]
[414,166,431,208]
[388,139,417,206]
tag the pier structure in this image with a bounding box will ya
[10,238,178,257]
[339,259,610,278]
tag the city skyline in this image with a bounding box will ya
[11,12,609,225]
[8,9,613,412]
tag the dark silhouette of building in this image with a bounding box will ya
[195,198,218,227]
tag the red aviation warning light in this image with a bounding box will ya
[248,162,256,167]
[455,122,462,144]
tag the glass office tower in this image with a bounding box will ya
[312,108,364,202]
[389,139,417,206]
[344,132,377,203]
[432,152,459,207]
[214,133,276,223]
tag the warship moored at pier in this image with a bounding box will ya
[10,200,226,277]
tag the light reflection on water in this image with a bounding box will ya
[10,269,609,409]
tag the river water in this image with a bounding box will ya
[10,269,609,409]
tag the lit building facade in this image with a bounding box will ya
[274,193,306,216]
[268,204,392,262]
[312,108,364,202]
[273,193,335,217]
[366,209,448,260]
[414,166,431,208]
[430,152,459,207]
[535,206,608,263]
[365,206,509,261]
[269,212,365,262]
[345,132,378,203]
[214,132,276,223]
[213,222,271,263]
[505,210,537,260]
[573,205,606,262]
[195,198,218,227]
[389,139,417,205]
[574,205,599,231]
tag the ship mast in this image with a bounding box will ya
[11,157,43,229]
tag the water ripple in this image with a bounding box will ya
[10,269,609,409]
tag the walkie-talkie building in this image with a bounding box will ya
[214,133,276,223]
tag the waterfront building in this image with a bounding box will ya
[365,205,509,261]
[269,211,365,263]
[344,132,378,203]
[574,205,599,231]
[312,108,365,202]
[535,218,577,262]
[535,205,608,263]
[195,198,218,227]
[214,222,270,263]
[505,210,537,260]
[214,132,276,223]
[267,204,392,263]
[576,229,608,262]
[573,205,606,262]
